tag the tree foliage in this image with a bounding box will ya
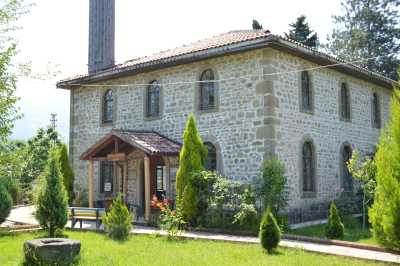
[175,114,207,204]
[285,15,319,47]
[35,148,68,237]
[103,193,133,241]
[0,180,12,223]
[325,203,344,239]
[58,143,74,205]
[254,157,288,216]
[369,83,400,250]
[252,19,263,30]
[327,0,400,80]
[259,208,281,253]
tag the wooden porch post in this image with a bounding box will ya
[88,160,94,208]
[123,160,128,202]
[144,156,151,221]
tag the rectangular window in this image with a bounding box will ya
[100,161,114,193]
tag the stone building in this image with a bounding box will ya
[57,0,395,222]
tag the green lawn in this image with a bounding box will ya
[288,221,377,245]
[0,230,392,266]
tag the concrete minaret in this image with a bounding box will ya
[88,0,115,74]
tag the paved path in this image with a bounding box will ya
[131,226,400,264]
[4,206,400,264]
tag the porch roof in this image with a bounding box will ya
[80,129,182,160]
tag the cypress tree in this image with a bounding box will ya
[58,143,74,205]
[35,148,68,237]
[325,203,344,239]
[259,208,281,253]
[370,82,400,250]
[175,114,207,203]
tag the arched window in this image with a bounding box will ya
[340,82,350,120]
[199,69,216,110]
[342,145,353,192]
[372,93,381,128]
[146,80,161,117]
[301,71,312,112]
[103,89,113,123]
[204,142,217,171]
[302,141,315,193]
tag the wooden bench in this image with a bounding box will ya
[68,207,106,230]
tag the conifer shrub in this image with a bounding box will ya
[181,183,199,224]
[103,193,133,241]
[325,202,344,239]
[58,143,75,205]
[35,148,68,237]
[0,181,12,224]
[175,114,207,223]
[259,208,281,253]
[370,87,400,250]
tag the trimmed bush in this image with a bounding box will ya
[259,208,281,253]
[58,143,75,205]
[35,148,68,237]
[325,203,344,239]
[181,183,199,224]
[103,193,133,241]
[1,177,21,205]
[0,181,12,224]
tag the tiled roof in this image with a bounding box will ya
[57,30,394,89]
[80,130,181,160]
[113,130,181,155]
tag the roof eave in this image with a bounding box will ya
[57,35,395,90]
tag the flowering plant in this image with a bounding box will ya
[151,195,185,239]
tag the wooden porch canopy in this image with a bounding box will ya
[80,129,181,161]
[79,129,181,221]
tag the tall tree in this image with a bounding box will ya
[369,77,400,250]
[285,15,319,48]
[252,19,263,30]
[327,0,400,80]
[175,114,207,203]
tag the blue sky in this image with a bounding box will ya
[10,0,342,142]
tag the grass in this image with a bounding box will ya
[288,217,378,245]
[0,230,393,266]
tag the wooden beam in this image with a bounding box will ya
[88,160,94,208]
[144,156,151,222]
[107,153,126,161]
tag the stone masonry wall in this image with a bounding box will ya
[70,47,392,215]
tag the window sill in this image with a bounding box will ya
[300,109,314,115]
[101,121,113,127]
[301,191,316,198]
[198,106,218,114]
[144,115,162,121]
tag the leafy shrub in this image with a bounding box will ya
[103,193,133,241]
[152,196,185,239]
[58,143,74,205]
[259,208,281,253]
[369,87,400,251]
[0,181,12,224]
[182,183,199,224]
[35,149,68,237]
[254,157,288,216]
[233,203,259,231]
[325,203,344,239]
